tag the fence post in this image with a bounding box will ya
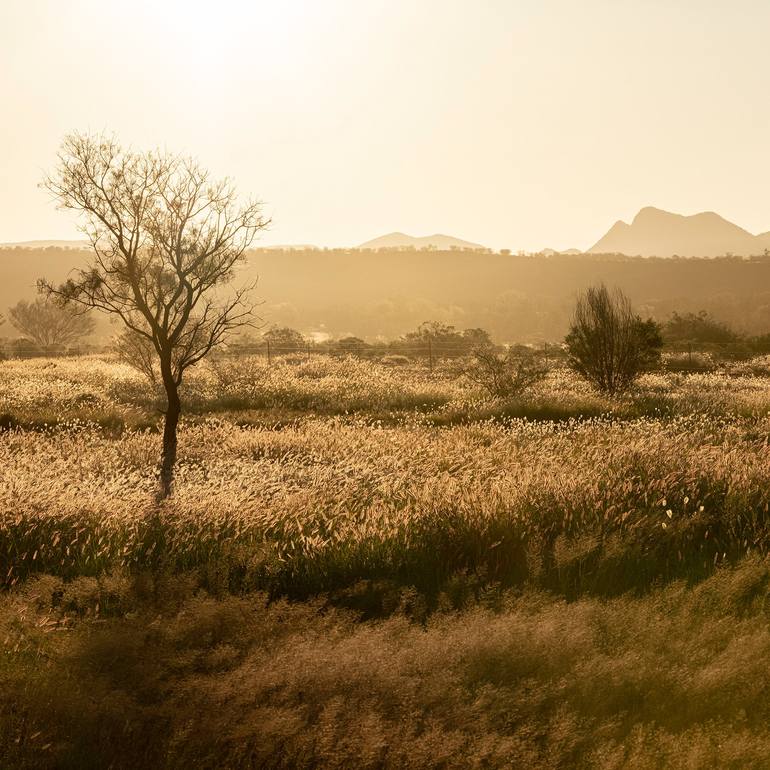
[428,339,433,372]
[688,343,692,366]
[267,339,272,366]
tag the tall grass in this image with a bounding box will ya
[4,560,770,768]
[5,355,770,766]
[5,354,770,427]
[3,413,770,598]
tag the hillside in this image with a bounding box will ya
[0,239,88,249]
[5,245,770,343]
[358,232,485,250]
[588,206,770,257]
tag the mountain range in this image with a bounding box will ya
[351,208,770,257]
[0,239,89,249]
[0,233,488,252]
[358,232,484,250]
[5,207,770,258]
[588,207,770,257]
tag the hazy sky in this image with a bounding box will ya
[2,0,769,251]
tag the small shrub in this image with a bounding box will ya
[114,328,159,385]
[464,346,548,400]
[662,351,716,373]
[565,284,663,395]
[209,356,269,398]
[107,377,163,406]
[664,310,741,344]
[380,354,410,366]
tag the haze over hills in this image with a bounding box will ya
[541,247,583,256]
[588,207,770,257]
[0,239,89,249]
[6,243,770,344]
[255,244,318,251]
[359,232,485,250]
[12,206,770,258]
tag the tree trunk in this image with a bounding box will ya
[159,375,181,500]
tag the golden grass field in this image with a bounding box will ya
[4,354,770,768]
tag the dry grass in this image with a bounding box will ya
[3,398,770,598]
[4,354,770,767]
[4,353,770,428]
[3,561,770,768]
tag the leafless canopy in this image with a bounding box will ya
[41,132,269,385]
[113,327,160,386]
[40,132,269,497]
[8,297,94,349]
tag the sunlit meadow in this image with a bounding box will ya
[4,353,770,767]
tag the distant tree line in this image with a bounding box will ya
[220,307,761,359]
[227,321,494,358]
[2,277,768,407]
[4,294,769,368]
[12,246,770,342]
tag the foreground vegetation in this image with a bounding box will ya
[5,560,770,769]
[4,354,770,767]
[3,351,770,428]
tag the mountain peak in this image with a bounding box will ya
[589,207,766,257]
[359,232,485,250]
[631,206,676,225]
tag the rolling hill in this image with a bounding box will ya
[0,239,89,249]
[5,244,770,343]
[358,232,485,250]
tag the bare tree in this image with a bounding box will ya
[8,298,94,350]
[565,284,662,395]
[113,327,160,386]
[41,133,269,497]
